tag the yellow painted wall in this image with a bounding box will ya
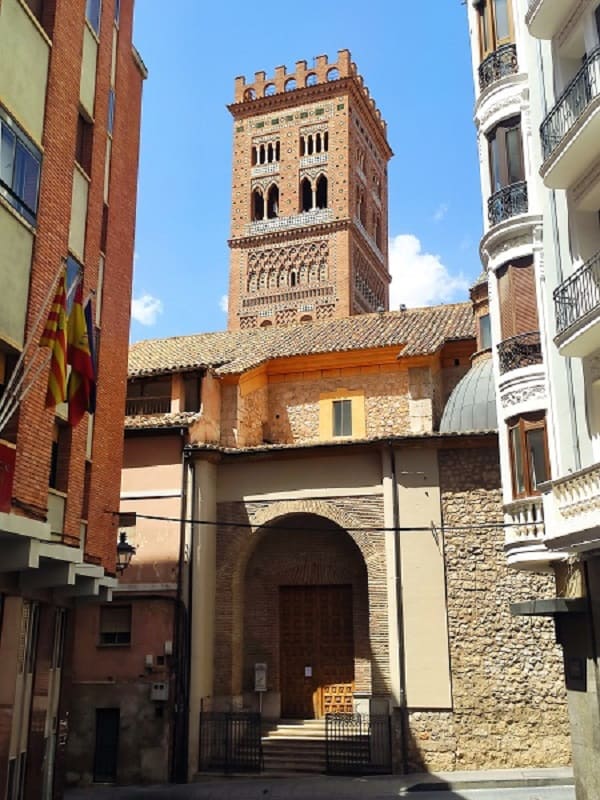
[0,0,49,142]
[395,447,452,709]
[121,434,183,494]
[68,168,89,260]
[79,26,98,118]
[0,206,33,348]
[217,451,382,503]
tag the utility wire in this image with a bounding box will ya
[114,510,537,534]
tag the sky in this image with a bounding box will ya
[129,1,483,342]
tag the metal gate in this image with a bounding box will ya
[198,712,262,773]
[326,713,392,774]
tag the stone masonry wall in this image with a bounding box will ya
[406,446,571,771]
[266,368,420,443]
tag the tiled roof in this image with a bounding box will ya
[124,411,201,431]
[128,303,474,378]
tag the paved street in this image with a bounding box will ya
[65,775,575,800]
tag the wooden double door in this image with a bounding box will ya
[280,585,354,719]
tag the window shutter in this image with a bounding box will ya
[497,264,514,339]
[511,259,539,333]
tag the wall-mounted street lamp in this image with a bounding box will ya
[116,530,136,574]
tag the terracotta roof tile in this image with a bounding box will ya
[128,303,474,378]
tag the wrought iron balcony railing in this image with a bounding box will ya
[497,331,542,374]
[554,251,600,335]
[487,181,528,226]
[125,396,171,416]
[478,44,519,91]
[541,48,600,160]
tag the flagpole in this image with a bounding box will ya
[0,265,82,433]
[0,352,52,433]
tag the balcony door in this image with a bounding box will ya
[477,0,513,59]
[488,117,524,193]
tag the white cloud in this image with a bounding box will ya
[219,294,229,313]
[433,203,449,222]
[131,293,164,326]
[389,234,469,309]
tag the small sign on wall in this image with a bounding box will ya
[254,662,267,692]
[304,665,312,678]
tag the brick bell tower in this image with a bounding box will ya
[227,49,393,330]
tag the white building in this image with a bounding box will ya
[465,2,600,798]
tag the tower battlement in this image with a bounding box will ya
[232,49,387,136]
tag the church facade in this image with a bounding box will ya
[65,51,571,785]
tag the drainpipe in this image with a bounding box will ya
[170,438,191,783]
[389,441,409,774]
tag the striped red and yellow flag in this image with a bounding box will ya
[40,266,68,407]
[67,284,96,426]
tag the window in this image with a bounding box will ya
[476,0,513,59]
[76,113,93,175]
[266,184,279,218]
[114,0,120,24]
[107,89,115,136]
[496,257,538,339]
[99,605,131,645]
[488,116,523,193]
[0,110,41,225]
[86,0,102,34]
[23,0,55,35]
[49,424,71,493]
[315,175,327,209]
[126,377,171,415]
[300,177,312,212]
[479,314,491,349]
[333,399,352,437]
[508,414,549,498]
[183,373,201,412]
[252,188,264,221]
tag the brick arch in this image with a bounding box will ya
[213,501,390,705]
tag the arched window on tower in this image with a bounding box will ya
[267,184,279,218]
[251,146,258,166]
[260,145,266,164]
[374,213,381,249]
[267,143,273,163]
[290,270,297,287]
[300,177,312,212]
[316,133,322,153]
[275,141,280,161]
[300,136,306,157]
[324,131,329,152]
[307,135,314,155]
[316,175,328,209]
[252,188,265,221]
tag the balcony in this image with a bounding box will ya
[487,181,528,227]
[478,44,518,92]
[540,49,600,191]
[525,0,570,40]
[125,396,171,416]
[504,497,559,569]
[542,463,600,552]
[246,208,333,237]
[554,251,600,357]
[497,331,542,375]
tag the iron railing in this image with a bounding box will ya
[198,712,262,774]
[488,181,528,226]
[479,44,518,91]
[325,713,392,775]
[497,331,542,374]
[554,251,600,336]
[125,396,171,416]
[541,48,600,160]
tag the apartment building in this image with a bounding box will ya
[0,1,145,797]
[466,2,600,797]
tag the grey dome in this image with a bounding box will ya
[440,357,497,434]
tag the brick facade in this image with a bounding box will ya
[227,50,392,329]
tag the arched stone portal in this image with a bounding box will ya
[213,505,390,720]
